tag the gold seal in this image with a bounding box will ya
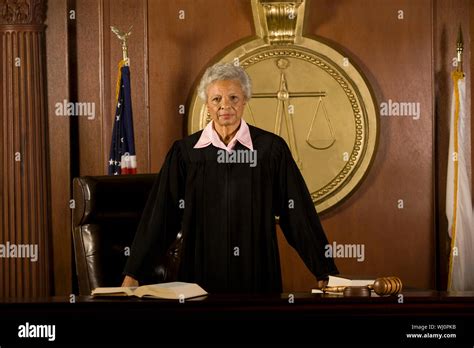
[187,0,379,213]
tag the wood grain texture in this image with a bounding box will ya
[45,0,72,296]
[0,0,51,297]
[75,0,103,176]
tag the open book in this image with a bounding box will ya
[312,275,375,294]
[91,281,208,300]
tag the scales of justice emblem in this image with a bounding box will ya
[188,0,379,213]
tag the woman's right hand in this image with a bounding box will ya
[121,275,139,287]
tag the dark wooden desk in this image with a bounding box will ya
[1,291,473,345]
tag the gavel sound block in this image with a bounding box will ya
[323,277,403,297]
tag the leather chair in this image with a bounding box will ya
[72,174,183,295]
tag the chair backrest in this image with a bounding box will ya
[72,174,182,295]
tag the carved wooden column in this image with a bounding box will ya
[0,0,51,297]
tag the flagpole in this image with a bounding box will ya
[456,26,463,74]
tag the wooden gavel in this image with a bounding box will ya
[322,276,403,296]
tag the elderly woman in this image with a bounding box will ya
[122,62,338,292]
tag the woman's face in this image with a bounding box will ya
[205,79,246,128]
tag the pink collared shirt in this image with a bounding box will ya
[193,119,253,152]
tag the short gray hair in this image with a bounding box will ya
[197,62,252,102]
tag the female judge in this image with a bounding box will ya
[122,62,338,292]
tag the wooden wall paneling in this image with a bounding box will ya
[99,0,111,175]
[0,7,5,298]
[45,0,73,295]
[75,0,104,176]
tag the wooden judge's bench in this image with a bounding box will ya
[0,291,473,345]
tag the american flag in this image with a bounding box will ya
[108,61,137,175]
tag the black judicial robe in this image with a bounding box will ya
[124,125,339,293]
